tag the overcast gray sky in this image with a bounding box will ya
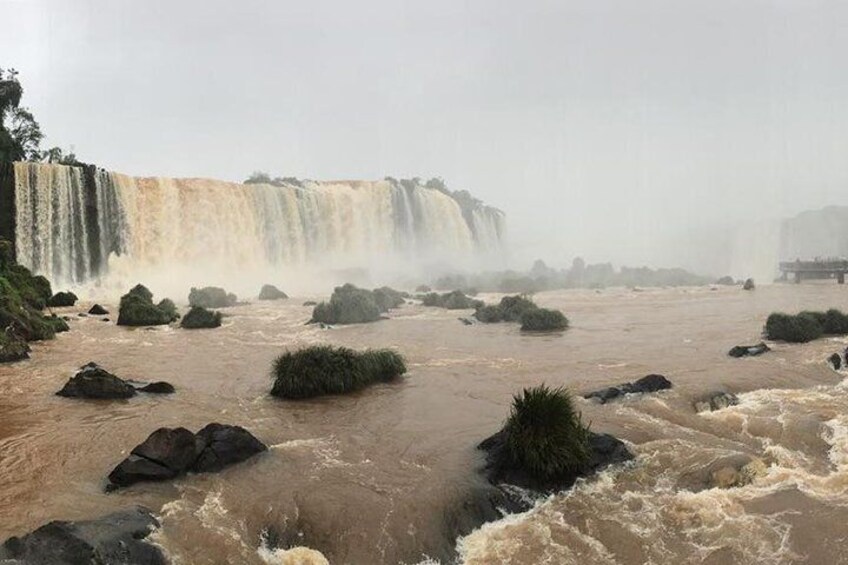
[3,0,847,271]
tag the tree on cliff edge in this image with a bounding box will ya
[0,66,75,163]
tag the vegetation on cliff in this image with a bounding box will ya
[270,345,406,399]
[0,239,63,361]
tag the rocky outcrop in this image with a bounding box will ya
[0,327,30,363]
[728,342,770,358]
[117,284,178,327]
[694,391,739,412]
[743,278,755,290]
[47,291,78,308]
[478,429,633,495]
[188,286,237,308]
[180,306,222,329]
[56,363,175,399]
[583,374,672,404]
[0,506,165,564]
[107,424,267,489]
[258,284,288,300]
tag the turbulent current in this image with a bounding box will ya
[8,162,505,296]
[1,284,847,563]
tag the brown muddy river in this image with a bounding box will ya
[1,283,847,564]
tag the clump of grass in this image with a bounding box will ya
[765,312,824,343]
[270,345,406,399]
[504,385,591,481]
[520,308,569,332]
[421,290,483,310]
[180,306,222,329]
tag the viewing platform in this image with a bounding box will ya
[779,259,848,284]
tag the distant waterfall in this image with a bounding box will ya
[10,163,506,293]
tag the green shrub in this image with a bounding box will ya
[497,295,537,322]
[3,264,52,309]
[823,309,848,334]
[765,312,824,343]
[180,306,222,329]
[188,286,237,308]
[117,284,177,326]
[520,308,569,332]
[270,345,406,399]
[310,284,383,324]
[45,314,69,333]
[0,276,55,341]
[504,385,590,482]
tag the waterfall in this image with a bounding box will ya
[10,163,506,295]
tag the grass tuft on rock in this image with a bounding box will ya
[520,308,569,332]
[180,306,223,329]
[504,385,591,482]
[310,283,405,324]
[421,290,483,310]
[765,312,824,343]
[117,284,178,326]
[270,345,406,399]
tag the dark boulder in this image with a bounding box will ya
[108,427,198,488]
[743,278,755,290]
[584,374,672,404]
[47,291,78,308]
[137,381,175,394]
[0,328,30,363]
[829,353,842,370]
[56,363,137,399]
[108,424,266,489]
[180,306,222,329]
[728,342,770,358]
[191,423,268,472]
[88,304,109,315]
[0,506,165,565]
[258,284,288,300]
[694,391,739,412]
[188,286,237,308]
[458,317,474,326]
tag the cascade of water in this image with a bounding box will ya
[9,163,506,292]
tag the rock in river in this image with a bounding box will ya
[583,374,673,404]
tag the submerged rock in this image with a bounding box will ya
[56,363,137,399]
[107,424,267,489]
[728,342,770,358]
[583,374,672,404]
[258,284,288,300]
[137,381,176,394]
[694,391,739,413]
[458,317,474,325]
[829,353,842,370]
[0,506,165,565]
[88,304,109,315]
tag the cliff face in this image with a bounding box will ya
[0,161,14,252]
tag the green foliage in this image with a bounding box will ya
[823,309,848,334]
[117,284,176,326]
[420,290,483,310]
[765,312,824,343]
[520,308,569,332]
[0,275,54,342]
[45,314,69,333]
[0,329,29,362]
[504,385,591,482]
[0,242,61,347]
[244,171,303,187]
[310,283,389,324]
[180,306,222,329]
[270,345,406,399]
[3,264,51,309]
[188,286,237,308]
[474,294,539,323]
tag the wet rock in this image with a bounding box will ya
[188,286,237,308]
[0,329,30,363]
[303,301,317,306]
[259,284,288,300]
[458,317,473,325]
[0,506,165,564]
[694,391,739,413]
[711,457,767,489]
[728,342,770,358]
[743,278,755,290]
[583,374,673,404]
[77,313,88,317]
[191,423,268,472]
[829,353,842,370]
[88,304,109,315]
[47,291,78,307]
[137,381,175,394]
[56,363,137,399]
[108,423,266,489]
